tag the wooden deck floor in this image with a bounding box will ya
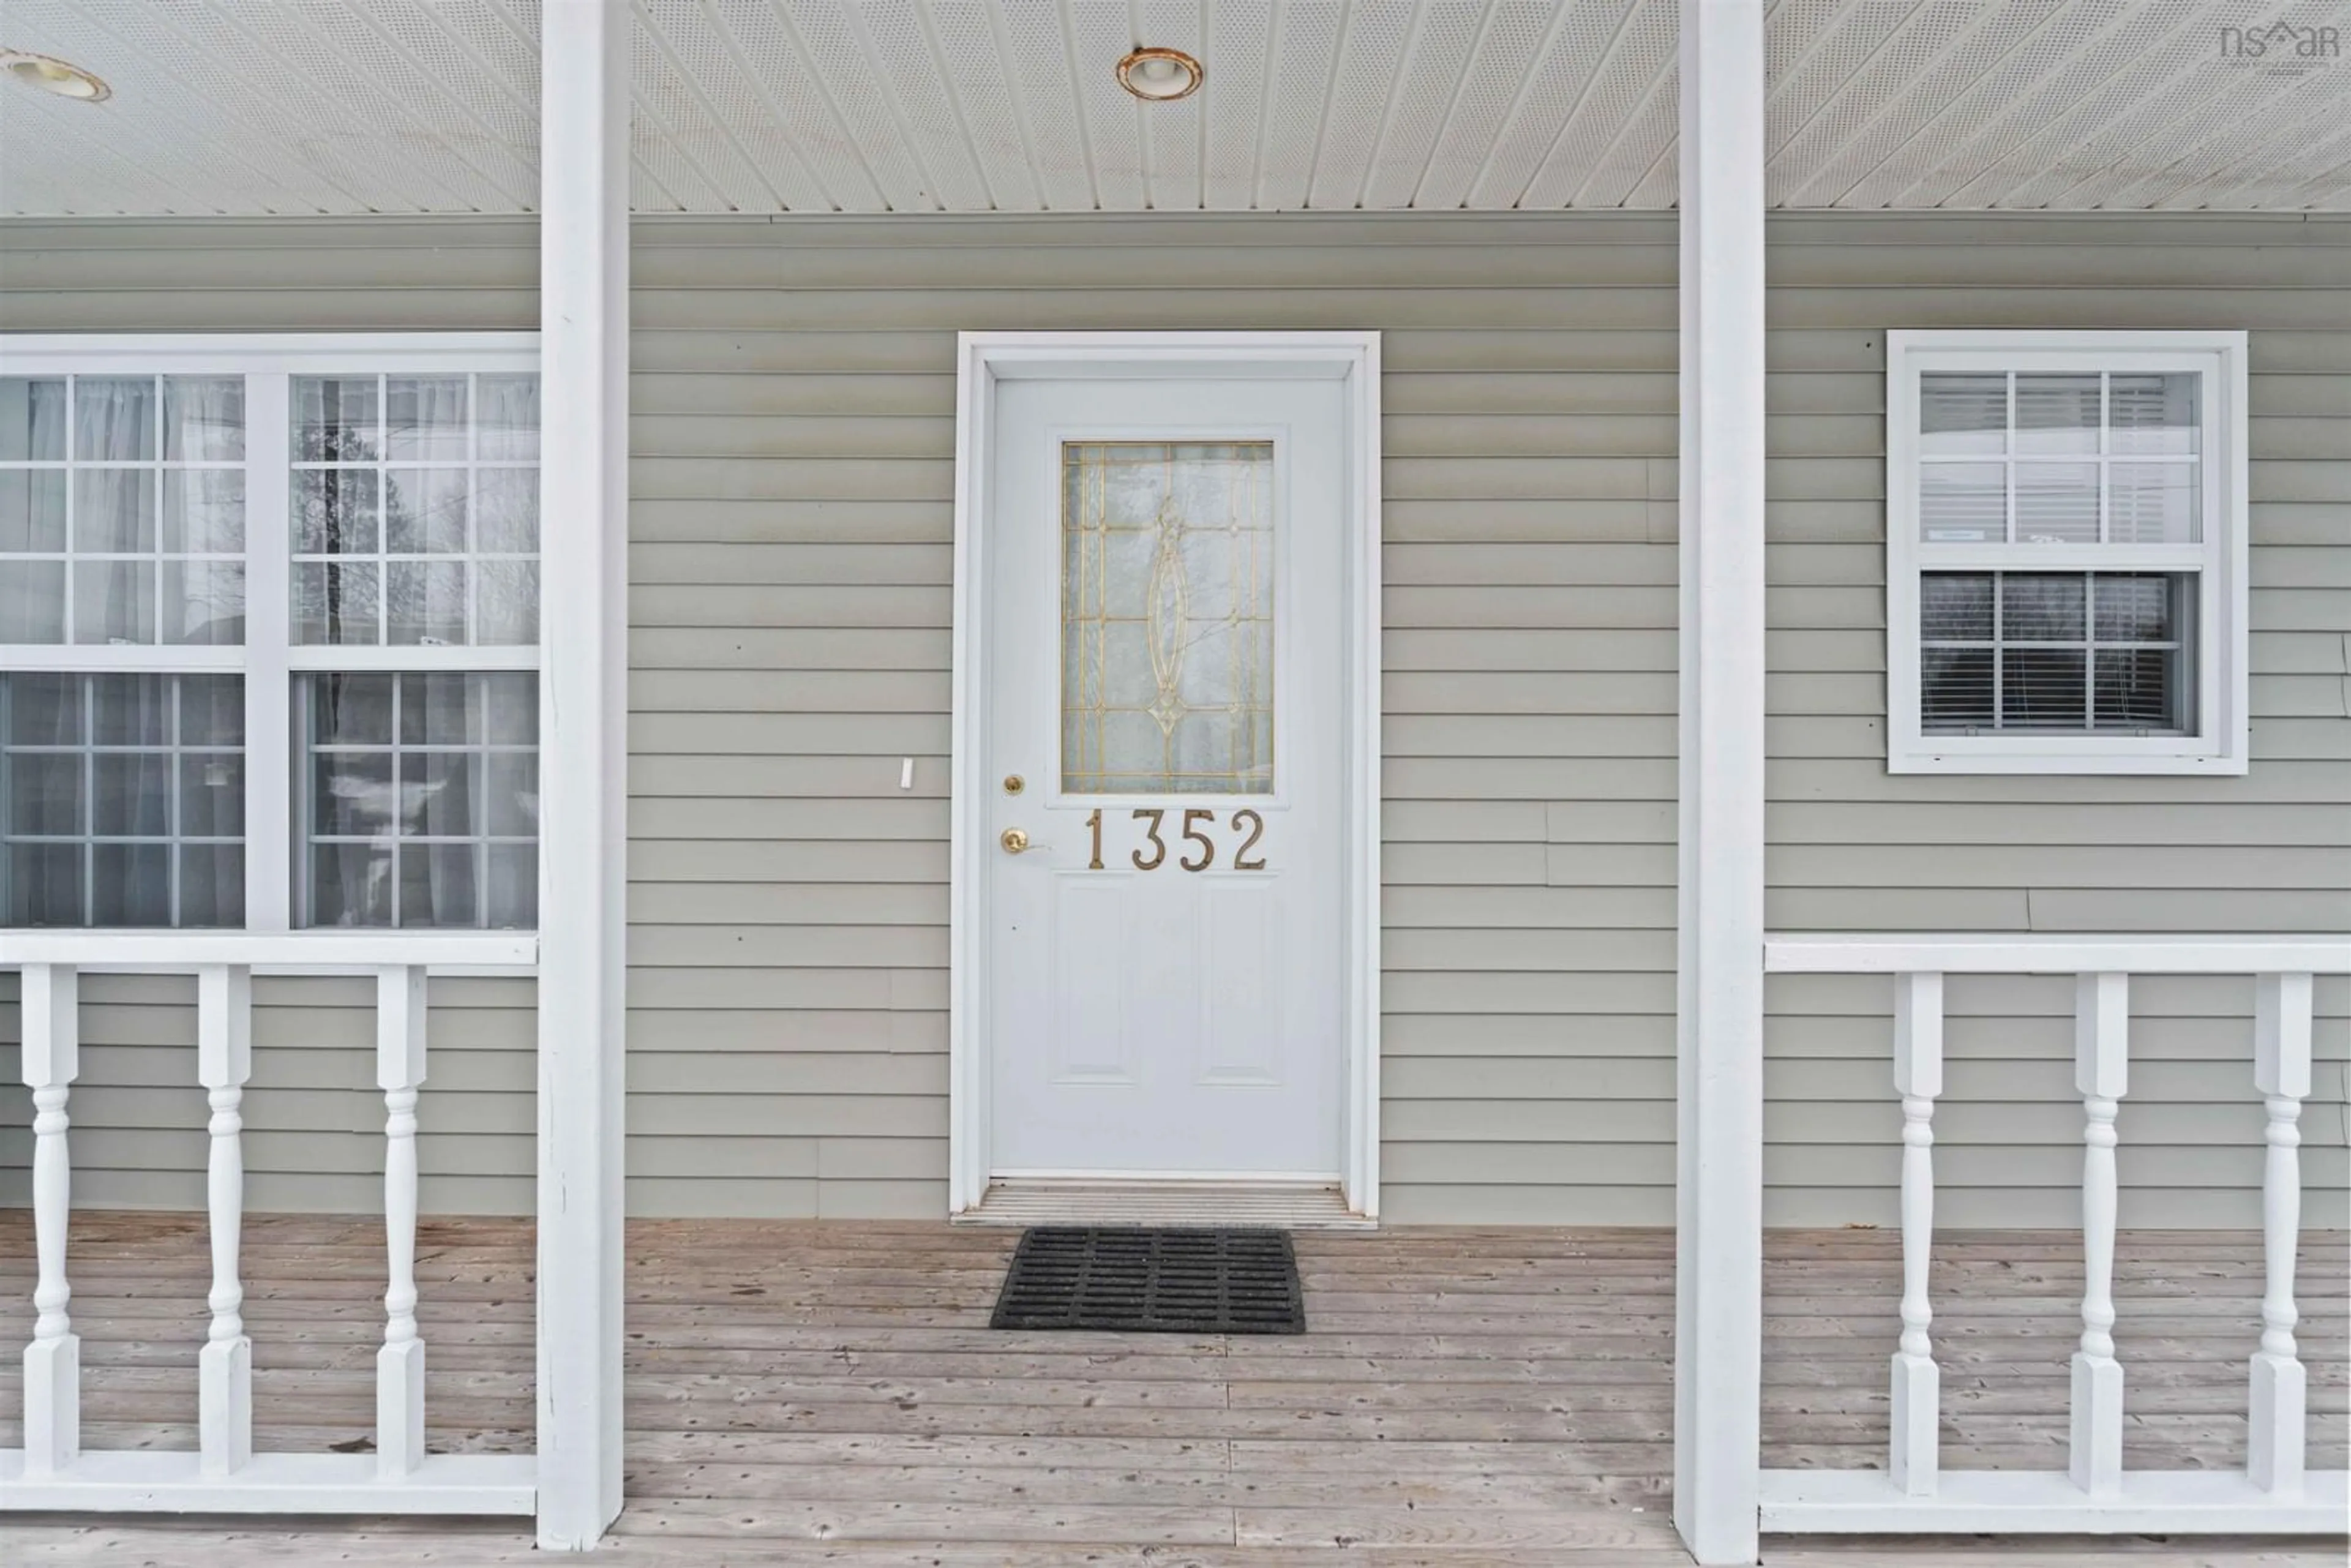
[0,1211,2343,1565]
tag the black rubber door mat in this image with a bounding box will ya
[990,1226,1305,1334]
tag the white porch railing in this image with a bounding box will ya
[1758,934,2350,1536]
[1,931,537,1515]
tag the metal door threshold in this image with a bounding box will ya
[958,1179,1373,1230]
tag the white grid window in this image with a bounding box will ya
[1,374,247,647]
[1887,332,2248,776]
[301,672,537,929]
[1,672,246,928]
[1920,572,2194,733]
[292,373,539,647]
[0,335,540,931]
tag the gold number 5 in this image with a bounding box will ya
[1180,809,1216,871]
[1131,809,1166,871]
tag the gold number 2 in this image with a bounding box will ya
[1232,809,1266,870]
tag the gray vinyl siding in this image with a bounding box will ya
[629,214,1689,1223]
[1761,215,2351,1230]
[1,211,2344,1228]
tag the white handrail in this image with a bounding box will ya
[2,934,538,1517]
[0,931,538,969]
[1765,932,2349,974]
[1758,931,2349,1538]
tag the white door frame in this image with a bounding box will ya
[948,331,1383,1220]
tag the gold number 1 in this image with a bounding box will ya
[1084,809,1104,870]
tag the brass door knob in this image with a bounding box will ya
[1000,827,1032,854]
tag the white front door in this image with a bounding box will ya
[984,372,1349,1179]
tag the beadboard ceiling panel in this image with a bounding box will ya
[1,0,2344,215]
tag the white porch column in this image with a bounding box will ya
[538,0,631,1548]
[1673,1,1768,1564]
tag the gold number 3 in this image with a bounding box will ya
[1130,809,1166,871]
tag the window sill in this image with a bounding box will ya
[1888,746,2249,777]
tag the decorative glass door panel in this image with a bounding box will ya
[1061,441,1274,796]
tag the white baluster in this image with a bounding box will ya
[21,964,81,1476]
[2249,971,2313,1494]
[2070,970,2129,1496]
[1890,970,1943,1496]
[197,964,254,1477]
[377,966,429,1478]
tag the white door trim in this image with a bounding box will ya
[948,331,1382,1221]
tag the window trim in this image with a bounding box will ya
[1884,328,2251,776]
[1,331,541,931]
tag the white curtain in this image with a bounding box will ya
[306,673,537,929]
[309,673,398,926]
[3,673,80,923]
[476,374,539,460]
[401,671,480,928]
[1,379,68,640]
[2,673,177,927]
[164,375,244,463]
[73,378,157,646]
[90,675,176,925]
[388,375,468,463]
[162,377,248,645]
[0,377,66,464]
[386,378,470,646]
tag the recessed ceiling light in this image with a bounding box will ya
[3,50,110,102]
[1117,47,1202,102]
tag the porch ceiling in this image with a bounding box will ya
[1,1,2345,219]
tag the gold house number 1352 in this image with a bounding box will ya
[1084,809,1267,872]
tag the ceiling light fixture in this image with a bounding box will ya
[1117,47,1202,102]
[2,50,110,101]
